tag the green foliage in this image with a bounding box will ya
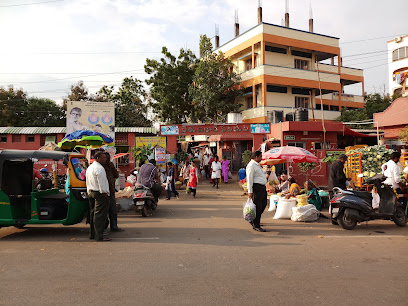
[176,151,188,163]
[145,47,197,124]
[242,150,252,166]
[188,35,243,123]
[322,156,338,163]
[130,144,154,166]
[337,93,392,128]
[0,86,64,127]
[297,162,317,172]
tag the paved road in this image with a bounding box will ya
[1,180,407,305]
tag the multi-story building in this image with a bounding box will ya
[216,16,365,123]
[388,35,408,97]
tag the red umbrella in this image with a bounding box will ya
[262,146,319,163]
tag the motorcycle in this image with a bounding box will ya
[330,174,407,230]
[132,184,158,217]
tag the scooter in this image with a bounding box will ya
[132,184,158,217]
[330,174,407,230]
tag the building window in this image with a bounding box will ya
[315,103,321,110]
[292,87,311,95]
[12,135,21,142]
[330,105,340,111]
[247,97,253,109]
[295,97,309,108]
[26,135,35,142]
[323,104,329,110]
[116,146,130,165]
[265,45,287,54]
[392,47,408,61]
[287,142,306,149]
[115,133,128,146]
[294,59,309,70]
[291,50,312,58]
[267,85,287,93]
[0,135,7,142]
[245,59,252,71]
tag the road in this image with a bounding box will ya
[1,180,407,305]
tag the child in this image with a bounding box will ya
[305,180,322,211]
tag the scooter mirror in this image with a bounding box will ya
[357,173,364,178]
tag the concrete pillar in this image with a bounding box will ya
[285,13,289,27]
[252,45,255,69]
[252,85,256,108]
[252,134,265,151]
[309,18,313,32]
[258,6,262,24]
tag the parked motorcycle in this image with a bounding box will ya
[330,174,407,230]
[132,184,158,217]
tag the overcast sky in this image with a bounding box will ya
[0,0,407,104]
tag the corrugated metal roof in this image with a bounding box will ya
[0,126,155,134]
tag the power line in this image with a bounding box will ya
[0,0,63,8]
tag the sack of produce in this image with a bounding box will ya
[274,198,296,219]
[291,204,319,222]
[296,194,308,206]
[268,195,279,212]
[243,198,256,222]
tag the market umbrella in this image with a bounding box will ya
[262,146,319,163]
[260,158,286,166]
[57,130,114,150]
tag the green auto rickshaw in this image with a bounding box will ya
[0,150,89,228]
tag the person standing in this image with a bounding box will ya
[103,152,123,232]
[86,151,111,241]
[221,156,230,183]
[208,154,215,183]
[211,156,222,188]
[328,154,348,198]
[181,161,191,186]
[384,151,402,193]
[246,151,268,232]
[188,162,199,198]
[203,153,210,179]
[166,162,179,200]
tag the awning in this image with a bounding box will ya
[340,127,376,138]
[208,134,254,142]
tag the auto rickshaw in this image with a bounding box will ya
[0,150,89,228]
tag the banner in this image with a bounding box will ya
[135,136,166,148]
[155,147,166,164]
[66,101,115,140]
[250,123,270,134]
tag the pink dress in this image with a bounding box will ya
[189,166,198,189]
[221,160,230,183]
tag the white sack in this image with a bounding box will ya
[291,204,320,222]
[274,198,297,219]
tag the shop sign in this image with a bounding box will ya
[250,124,271,134]
[284,135,295,140]
[161,125,179,135]
[136,136,166,148]
[209,142,217,147]
[180,124,249,135]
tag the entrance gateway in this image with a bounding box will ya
[159,123,271,154]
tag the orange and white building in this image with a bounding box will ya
[388,35,408,97]
[216,20,365,123]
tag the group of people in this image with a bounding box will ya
[86,151,124,242]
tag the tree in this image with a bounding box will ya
[62,81,91,109]
[145,47,197,124]
[337,93,393,128]
[25,97,65,126]
[189,35,243,123]
[0,86,27,126]
[97,77,151,127]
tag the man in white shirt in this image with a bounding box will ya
[384,152,402,193]
[246,150,268,232]
[203,153,210,179]
[86,151,111,241]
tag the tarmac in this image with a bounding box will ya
[1,178,407,305]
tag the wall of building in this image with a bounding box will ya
[388,35,408,96]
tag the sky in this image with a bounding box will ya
[0,0,407,105]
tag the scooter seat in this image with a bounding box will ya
[349,190,372,201]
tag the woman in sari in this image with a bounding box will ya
[221,156,230,183]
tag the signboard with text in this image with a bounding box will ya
[136,136,166,148]
[250,124,271,134]
[160,125,179,135]
[160,123,272,136]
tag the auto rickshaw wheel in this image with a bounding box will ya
[338,209,357,230]
[393,206,407,227]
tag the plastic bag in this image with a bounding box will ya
[291,204,319,222]
[274,198,296,219]
[268,171,279,185]
[228,171,232,179]
[372,188,380,209]
[243,198,256,222]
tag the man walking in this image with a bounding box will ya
[166,162,179,200]
[328,154,348,198]
[137,159,163,202]
[246,151,267,232]
[103,152,124,232]
[203,153,210,179]
[86,151,111,241]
